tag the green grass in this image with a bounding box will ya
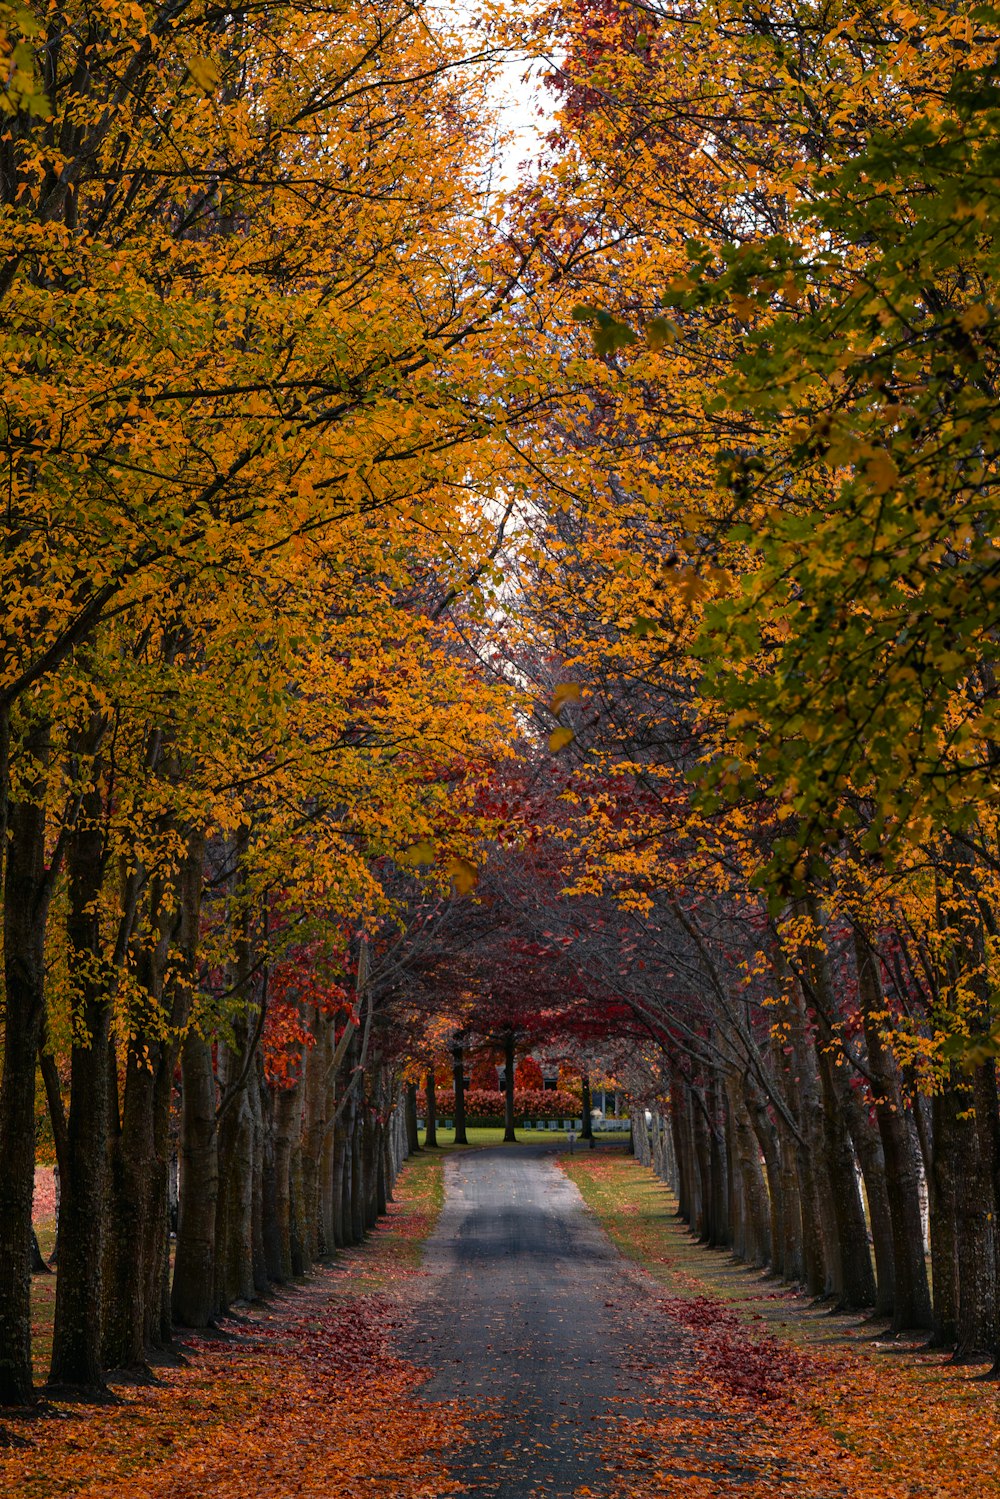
[417,1124,491,1149]
[417,1124,628,1150]
[30,1218,57,1382]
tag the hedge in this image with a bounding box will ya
[417,1086,583,1124]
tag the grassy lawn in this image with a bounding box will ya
[30,1219,57,1384]
[417,1124,629,1150]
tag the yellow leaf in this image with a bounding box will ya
[188,56,221,94]
[445,856,478,895]
[551,682,581,714]
[960,303,988,332]
[398,840,436,867]
[549,726,575,752]
[864,451,898,494]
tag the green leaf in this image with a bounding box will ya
[570,305,638,355]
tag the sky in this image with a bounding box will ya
[433,0,558,188]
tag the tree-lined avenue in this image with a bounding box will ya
[403,1144,660,1498]
[6,0,1000,1486]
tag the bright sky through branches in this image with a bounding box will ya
[434,0,553,187]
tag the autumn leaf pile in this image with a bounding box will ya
[650,1295,816,1405]
[611,1321,1000,1499]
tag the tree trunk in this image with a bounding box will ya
[974,1059,1000,1372]
[331,1116,348,1249]
[215,1044,256,1308]
[816,1044,876,1309]
[690,1088,714,1242]
[301,1008,330,1266]
[425,1069,438,1149]
[774,1127,805,1283]
[845,1092,894,1318]
[744,1074,787,1278]
[170,835,214,1328]
[632,1107,650,1167]
[289,1134,307,1274]
[854,931,932,1330]
[171,1031,219,1327]
[261,1075,284,1280]
[365,1109,380,1229]
[320,1101,338,1257]
[49,776,112,1390]
[272,1076,303,1281]
[503,1034,517,1143]
[378,1118,391,1212]
[670,1082,692,1221]
[405,1082,420,1155]
[217,846,265,1303]
[787,991,835,1297]
[929,1085,960,1347]
[953,1076,996,1359]
[726,1076,770,1268]
[581,1071,593,1144]
[104,839,200,1371]
[767,1028,807,1283]
[350,1103,365,1244]
[0,742,51,1405]
[452,1041,468,1146]
[707,1070,730,1249]
[103,1034,164,1371]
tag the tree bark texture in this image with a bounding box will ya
[49,775,112,1390]
[452,1041,468,1145]
[503,1033,517,1143]
[0,738,50,1405]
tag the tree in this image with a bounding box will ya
[0,0,547,1398]
[452,1040,469,1146]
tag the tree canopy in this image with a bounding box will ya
[5,0,1000,1416]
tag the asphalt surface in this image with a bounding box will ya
[400,1145,665,1499]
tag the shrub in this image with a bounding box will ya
[416,1086,584,1124]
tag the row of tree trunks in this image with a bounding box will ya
[174,1012,409,1330]
[2,817,415,1405]
[638,948,1000,1362]
[0,726,53,1405]
[49,766,112,1391]
[503,1031,516,1143]
[633,926,950,1337]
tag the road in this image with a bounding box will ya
[400,1145,669,1498]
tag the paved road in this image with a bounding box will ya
[400,1146,669,1499]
